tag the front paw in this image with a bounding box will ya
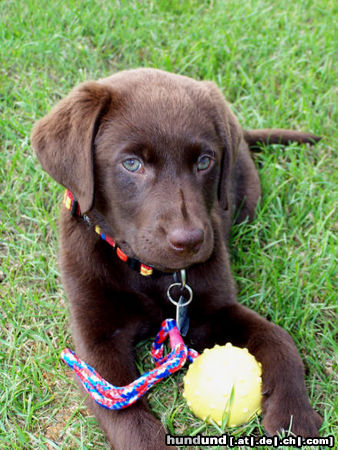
[262,392,322,437]
[105,409,169,450]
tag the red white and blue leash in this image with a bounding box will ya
[61,319,199,410]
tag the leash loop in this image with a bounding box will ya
[61,319,198,410]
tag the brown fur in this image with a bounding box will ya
[31,68,322,449]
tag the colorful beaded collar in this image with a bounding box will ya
[63,190,165,278]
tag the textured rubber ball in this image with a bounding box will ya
[183,343,262,427]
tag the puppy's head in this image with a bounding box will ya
[31,69,241,271]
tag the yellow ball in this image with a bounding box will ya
[183,343,262,427]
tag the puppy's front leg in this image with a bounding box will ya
[76,336,168,450]
[190,303,322,437]
[72,326,168,450]
[65,285,168,450]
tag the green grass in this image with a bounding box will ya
[1,0,336,448]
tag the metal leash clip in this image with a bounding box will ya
[167,269,193,336]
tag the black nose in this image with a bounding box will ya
[168,228,204,253]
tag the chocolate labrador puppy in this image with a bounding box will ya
[31,68,322,449]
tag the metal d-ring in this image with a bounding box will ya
[167,282,193,307]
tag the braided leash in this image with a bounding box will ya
[61,319,199,410]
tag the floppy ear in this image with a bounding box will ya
[31,81,115,213]
[203,82,242,210]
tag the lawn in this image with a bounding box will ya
[0,0,336,448]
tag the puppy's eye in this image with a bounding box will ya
[122,158,143,173]
[197,155,213,171]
